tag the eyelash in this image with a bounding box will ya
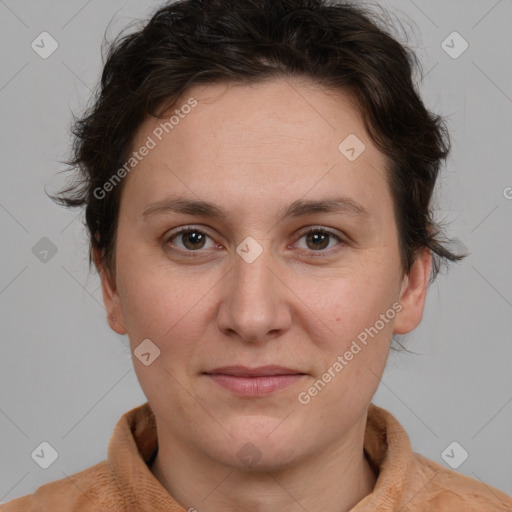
[164,225,345,257]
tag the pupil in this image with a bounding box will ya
[307,232,328,250]
[184,231,205,249]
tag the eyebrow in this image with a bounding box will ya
[142,195,369,222]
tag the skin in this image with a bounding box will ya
[95,77,431,512]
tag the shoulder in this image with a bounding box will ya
[364,404,512,511]
[402,452,512,511]
[0,460,123,511]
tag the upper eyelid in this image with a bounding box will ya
[166,225,216,242]
[294,225,342,238]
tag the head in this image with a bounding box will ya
[51,0,464,471]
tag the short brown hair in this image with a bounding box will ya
[50,0,465,280]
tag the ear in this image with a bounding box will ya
[93,248,127,335]
[393,248,431,335]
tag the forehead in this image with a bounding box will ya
[121,78,391,219]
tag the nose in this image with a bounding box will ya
[216,241,292,344]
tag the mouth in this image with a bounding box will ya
[203,366,308,396]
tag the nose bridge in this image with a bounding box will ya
[233,238,277,312]
[217,237,290,342]
[235,244,273,297]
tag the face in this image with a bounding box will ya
[97,78,430,470]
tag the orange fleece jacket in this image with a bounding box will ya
[1,402,511,511]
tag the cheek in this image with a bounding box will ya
[116,255,218,359]
[296,278,395,419]
[293,265,399,351]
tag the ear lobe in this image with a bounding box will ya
[93,248,127,335]
[393,249,432,335]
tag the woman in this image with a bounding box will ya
[2,0,511,510]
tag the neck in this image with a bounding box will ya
[150,412,377,512]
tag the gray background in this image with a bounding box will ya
[1,0,511,504]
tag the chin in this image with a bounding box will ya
[214,441,308,474]
[203,419,311,471]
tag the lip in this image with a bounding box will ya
[205,365,304,377]
[204,366,307,396]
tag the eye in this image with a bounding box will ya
[166,226,218,252]
[165,225,344,256]
[293,227,344,253]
